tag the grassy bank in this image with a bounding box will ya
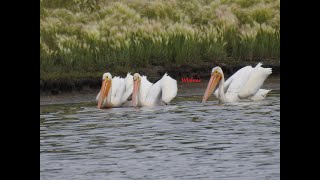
[40,0,280,90]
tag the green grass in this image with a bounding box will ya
[40,0,280,81]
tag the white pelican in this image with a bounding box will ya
[131,73,178,107]
[202,62,272,103]
[96,73,133,109]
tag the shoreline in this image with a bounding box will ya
[40,75,280,106]
[40,61,280,96]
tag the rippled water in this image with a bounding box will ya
[40,91,280,180]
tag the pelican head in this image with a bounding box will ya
[202,67,223,103]
[132,73,141,106]
[97,72,112,109]
[102,72,111,80]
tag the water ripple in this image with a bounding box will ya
[41,93,280,180]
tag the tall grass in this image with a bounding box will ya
[40,0,280,80]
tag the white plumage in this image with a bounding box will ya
[248,89,271,101]
[203,62,272,103]
[132,73,177,106]
[96,73,133,108]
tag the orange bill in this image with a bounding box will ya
[97,79,111,109]
[202,72,222,103]
[131,80,140,106]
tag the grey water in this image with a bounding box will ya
[40,89,279,180]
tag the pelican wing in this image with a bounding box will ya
[238,63,272,98]
[145,80,162,105]
[110,77,126,106]
[213,65,252,97]
[144,73,177,105]
[139,76,154,105]
[249,89,271,101]
[160,73,177,103]
[121,73,133,102]
[225,66,254,94]
[125,73,133,94]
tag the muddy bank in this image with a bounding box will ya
[40,61,279,96]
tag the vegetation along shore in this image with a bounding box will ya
[40,0,280,94]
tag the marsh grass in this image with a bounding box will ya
[40,0,279,80]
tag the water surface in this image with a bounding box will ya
[40,89,280,180]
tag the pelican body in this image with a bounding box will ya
[131,73,178,107]
[96,73,133,108]
[202,62,272,103]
